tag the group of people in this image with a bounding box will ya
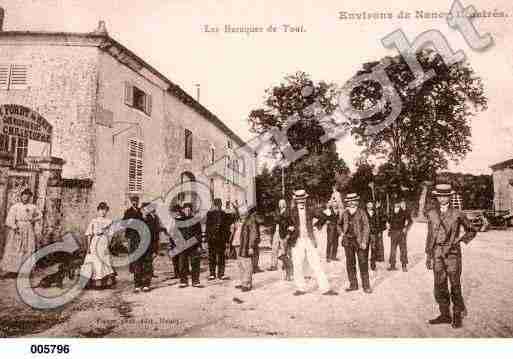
[234,183,476,329]
[0,182,476,329]
[262,190,413,295]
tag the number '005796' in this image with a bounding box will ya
[30,344,70,354]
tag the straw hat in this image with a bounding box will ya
[432,183,455,196]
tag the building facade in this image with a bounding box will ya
[0,21,256,239]
[490,158,513,213]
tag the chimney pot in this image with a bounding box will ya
[195,83,200,102]
[93,20,108,35]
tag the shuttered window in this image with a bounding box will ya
[128,139,144,193]
[0,65,9,89]
[124,82,152,116]
[184,129,193,159]
[0,64,29,90]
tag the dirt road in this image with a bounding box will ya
[1,223,512,338]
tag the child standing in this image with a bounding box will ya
[82,202,116,289]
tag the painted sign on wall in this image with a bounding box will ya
[0,104,52,143]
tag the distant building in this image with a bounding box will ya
[490,158,513,212]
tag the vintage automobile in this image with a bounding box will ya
[484,210,511,229]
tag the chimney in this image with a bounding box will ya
[0,7,5,31]
[93,20,108,35]
[194,83,200,102]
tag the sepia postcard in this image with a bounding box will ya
[0,0,513,348]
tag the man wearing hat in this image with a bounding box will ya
[175,202,203,288]
[425,183,476,329]
[205,198,231,280]
[289,189,337,296]
[123,196,146,292]
[315,199,341,263]
[340,193,372,293]
[387,198,413,272]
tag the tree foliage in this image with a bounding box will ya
[250,72,348,204]
[348,49,488,185]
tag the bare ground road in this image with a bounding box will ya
[1,223,512,338]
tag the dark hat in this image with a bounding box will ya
[129,195,139,202]
[97,202,109,211]
[182,202,193,210]
[20,188,33,196]
[432,183,455,197]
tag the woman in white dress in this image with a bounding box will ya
[82,202,116,289]
[0,188,42,278]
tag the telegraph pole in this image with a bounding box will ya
[281,165,285,198]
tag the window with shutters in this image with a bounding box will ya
[0,64,29,90]
[128,139,144,193]
[124,82,152,116]
[184,129,193,159]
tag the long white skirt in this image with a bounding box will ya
[81,234,114,280]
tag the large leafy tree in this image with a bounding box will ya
[348,49,488,186]
[249,71,348,202]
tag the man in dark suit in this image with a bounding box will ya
[205,198,230,280]
[340,193,372,293]
[136,202,164,291]
[315,199,341,262]
[387,199,413,272]
[366,201,385,271]
[176,202,203,288]
[425,183,476,329]
[123,196,146,292]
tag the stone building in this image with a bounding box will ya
[490,158,513,213]
[0,17,256,245]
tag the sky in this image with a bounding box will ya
[1,0,512,175]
